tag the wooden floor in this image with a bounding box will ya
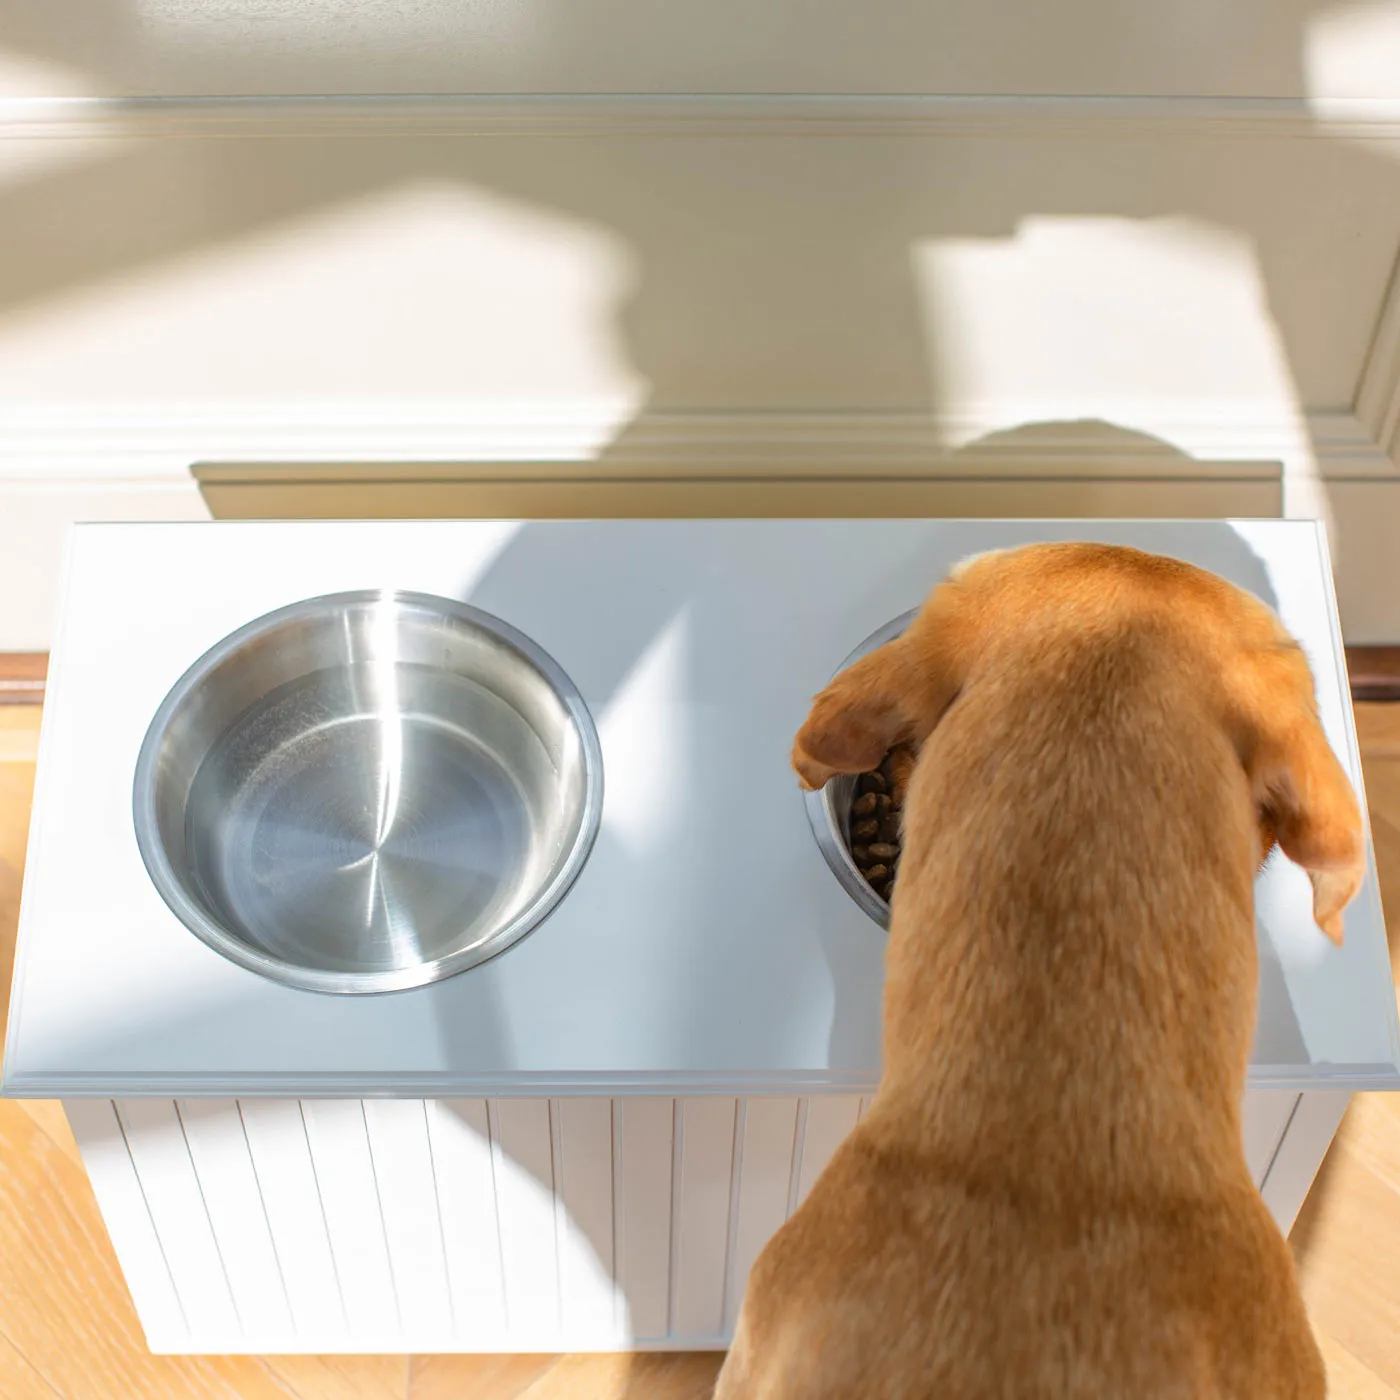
[2,701,1399,1399]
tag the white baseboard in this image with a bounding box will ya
[0,402,1385,479]
[1,403,1396,649]
[6,95,1400,142]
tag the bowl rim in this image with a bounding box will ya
[132,587,606,996]
[801,607,919,932]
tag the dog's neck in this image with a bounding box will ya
[866,670,1263,1207]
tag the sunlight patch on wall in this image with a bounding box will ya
[1307,1,1400,103]
[0,176,646,443]
[911,215,1325,520]
[914,215,1300,428]
[0,46,98,98]
[0,134,128,195]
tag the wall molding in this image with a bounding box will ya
[5,94,1400,142]
[1357,250,1400,466]
[0,404,1393,484]
[0,653,45,707]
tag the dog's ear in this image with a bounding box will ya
[792,588,971,792]
[1231,644,1364,944]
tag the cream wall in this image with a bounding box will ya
[2,3,1400,643]
[2,0,1399,99]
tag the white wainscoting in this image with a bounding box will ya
[64,1089,1308,1355]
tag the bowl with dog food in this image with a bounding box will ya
[803,609,918,929]
[133,589,604,994]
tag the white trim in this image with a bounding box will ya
[1357,251,1400,466]
[0,404,1392,484]
[0,401,637,481]
[1307,409,1400,478]
[10,1061,1400,1100]
[5,95,1400,141]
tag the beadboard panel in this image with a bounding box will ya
[60,1099,190,1352]
[725,1098,802,1336]
[111,1099,241,1342]
[364,1099,456,1345]
[299,1100,400,1346]
[613,1096,675,1345]
[491,1098,565,1347]
[66,1090,1307,1354]
[235,1100,349,1343]
[671,1097,740,1341]
[174,1098,297,1345]
[554,1097,619,1346]
[424,1099,508,1345]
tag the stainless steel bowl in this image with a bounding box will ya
[803,609,917,929]
[133,590,604,994]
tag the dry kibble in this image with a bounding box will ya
[850,744,917,901]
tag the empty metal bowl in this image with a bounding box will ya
[133,590,604,994]
[803,609,917,930]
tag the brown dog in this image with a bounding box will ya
[715,542,1364,1399]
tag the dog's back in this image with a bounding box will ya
[725,1136,1307,1398]
[716,544,1362,1399]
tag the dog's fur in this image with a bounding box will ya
[714,543,1364,1400]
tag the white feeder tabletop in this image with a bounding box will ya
[4,519,1398,1097]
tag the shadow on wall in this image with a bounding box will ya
[0,3,1398,480]
[191,419,1283,519]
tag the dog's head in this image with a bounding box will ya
[792,542,1365,943]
